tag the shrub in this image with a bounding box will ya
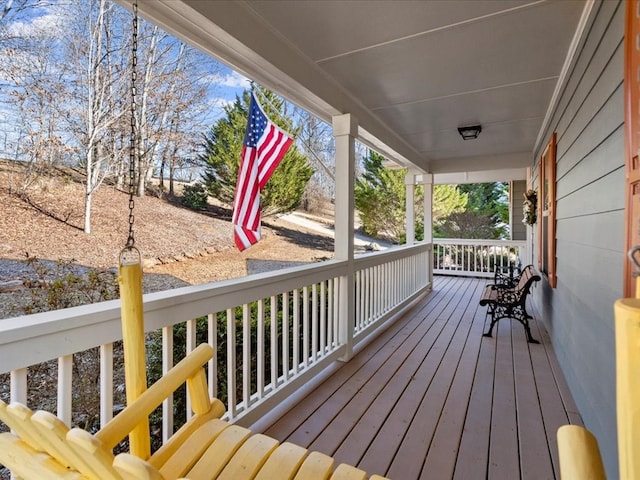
[181,182,208,210]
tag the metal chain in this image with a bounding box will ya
[126,0,138,248]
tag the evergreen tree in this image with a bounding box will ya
[432,184,468,224]
[354,150,407,242]
[200,88,313,216]
[455,182,509,238]
[354,150,468,243]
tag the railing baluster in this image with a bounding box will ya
[328,278,334,349]
[226,308,236,418]
[100,343,113,428]
[185,319,196,420]
[312,284,318,362]
[208,313,217,399]
[162,326,174,441]
[283,291,290,381]
[365,267,370,326]
[10,368,27,405]
[355,270,361,331]
[293,289,300,374]
[303,286,309,367]
[57,355,72,424]
[243,303,251,411]
[257,299,265,398]
[320,281,326,355]
[270,296,278,389]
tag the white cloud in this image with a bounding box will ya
[7,10,64,39]
[208,71,251,89]
[203,96,235,123]
[210,96,235,108]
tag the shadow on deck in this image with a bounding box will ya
[262,276,581,480]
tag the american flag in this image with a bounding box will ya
[232,92,293,251]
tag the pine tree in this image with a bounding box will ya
[354,150,407,242]
[455,182,509,239]
[200,88,313,216]
[354,150,471,243]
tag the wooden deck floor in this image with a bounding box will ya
[263,276,582,480]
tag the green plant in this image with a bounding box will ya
[21,256,119,314]
[181,182,208,210]
[2,257,123,436]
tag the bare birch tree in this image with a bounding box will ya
[58,0,128,233]
[0,1,69,191]
[133,25,215,197]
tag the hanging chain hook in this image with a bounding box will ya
[126,0,138,250]
[629,246,640,277]
[120,0,140,267]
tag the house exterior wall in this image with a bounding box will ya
[532,1,624,477]
[511,180,527,241]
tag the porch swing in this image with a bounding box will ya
[0,3,388,479]
[555,246,640,480]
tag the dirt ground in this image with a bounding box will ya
[0,161,336,315]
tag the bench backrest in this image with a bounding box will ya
[514,265,541,295]
[0,344,223,480]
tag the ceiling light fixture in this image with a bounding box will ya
[457,125,482,140]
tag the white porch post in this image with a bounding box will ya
[332,113,357,361]
[419,173,434,285]
[405,169,417,245]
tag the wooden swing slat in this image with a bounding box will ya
[149,407,226,470]
[295,451,335,479]
[31,410,98,475]
[113,453,165,480]
[0,433,83,479]
[185,425,253,478]
[253,442,308,480]
[67,427,123,480]
[216,433,279,479]
[330,464,367,480]
[156,418,230,478]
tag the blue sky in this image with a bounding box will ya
[0,0,253,151]
[203,68,252,122]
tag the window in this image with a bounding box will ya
[538,133,557,287]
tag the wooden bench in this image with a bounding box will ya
[0,261,391,479]
[479,264,541,343]
[493,261,523,288]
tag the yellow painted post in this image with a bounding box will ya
[557,425,605,480]
[118,247,150,459]
[614,297,640,480]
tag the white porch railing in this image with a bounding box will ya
[432,238,527,278]
[0,242,431,441]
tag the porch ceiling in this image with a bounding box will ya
[131,0,587,176]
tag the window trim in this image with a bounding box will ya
[538,132,557,288]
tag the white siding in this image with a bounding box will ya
[532,1,624,477]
